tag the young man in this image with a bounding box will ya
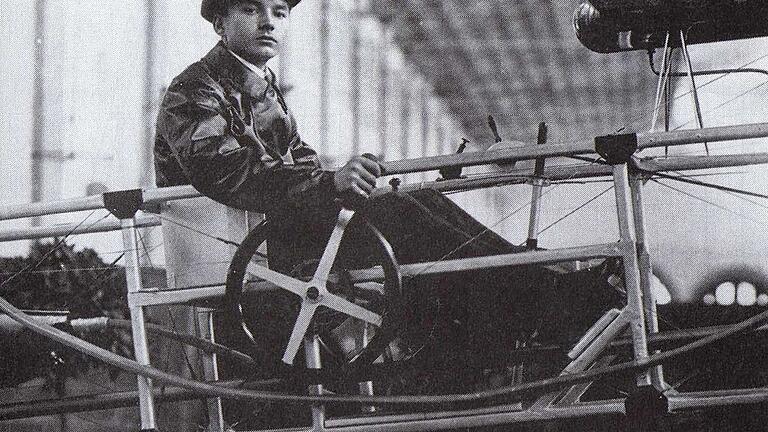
[153,0,535,283]
[155,0,380,218]
[153,0,620,413]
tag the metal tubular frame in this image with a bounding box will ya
[525,122,548,249]
[305,335,326,432]
[679,29,709,155]
[198,308,225,431]
[631,172,667,390]
[612,163,654,387]
[1,122,768,430]
[121,217,157,431]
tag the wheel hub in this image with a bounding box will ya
[306,286,321,301]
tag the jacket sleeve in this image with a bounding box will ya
[157,83,338,214]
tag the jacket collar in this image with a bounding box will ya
[201,42,273,99]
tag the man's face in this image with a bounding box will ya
[216,0,290,68]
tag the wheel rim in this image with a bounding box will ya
[224,211,405,380]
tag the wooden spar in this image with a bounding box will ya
[373,152,768,197]
[637,122,768,149]
[344,243,622,283]
[0,185,199,222]
[634,152,768,171]
[0,215,160,242]
[378,121,768,175]
[379,142,594,175]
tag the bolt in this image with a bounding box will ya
[306,286,320,301]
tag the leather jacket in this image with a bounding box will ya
[154,42,336,214]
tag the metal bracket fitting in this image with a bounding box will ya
[595,133,638,165]
[103,189,144,219]
[624,385,670,432]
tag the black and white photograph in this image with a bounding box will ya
[2,0,768,430]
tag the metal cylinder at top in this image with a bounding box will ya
[574,0,768,53]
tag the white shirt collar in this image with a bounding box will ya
[228,49,267,80]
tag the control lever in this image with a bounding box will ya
[488,115,503,143]
[438,138,469,181]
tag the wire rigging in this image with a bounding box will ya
[651,179,768,228]
[644,169,768,200]
[670,78,768,132]
[0,210,106,291]
[536,185,615,237]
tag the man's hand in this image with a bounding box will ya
[334,154,382,201]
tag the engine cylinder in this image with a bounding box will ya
[574,0,768,53]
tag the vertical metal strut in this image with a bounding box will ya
[121,217,158,431]
[630,173,668,391]
[612,164,653,387]
[306,334,326,431]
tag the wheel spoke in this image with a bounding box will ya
[282,302,319,365]
[322,293,382,326]
[313,208,355,283]
[246,261,306,297]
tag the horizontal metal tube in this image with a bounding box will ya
[380,143,595,176]
[142,185,200,206]
[0,215,160,242]
[372,164,608,198]
[637,122,768,150]
[328,403,524,428]
[0,194,105,222]
[0,390,614,427]
[379,122,768,176]
[8,385,768,427]
[0,186,202,223]
[669,388,768,411]
[636,152,768,172]
[324,400,625,431]
[0,379,268,421]
[323,386,768,432]
[376,152,768,197]
[0,387,197,420]
[129,244,622,306]
[129,286,229,307]
[349,243,623,282]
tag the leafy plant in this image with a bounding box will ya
[0,241,131,391]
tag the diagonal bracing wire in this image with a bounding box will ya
[651,179,768,228]
[669,78,768,133]
[535,185,615,237]
[542,50,768,150]
[647,170,768,200]
[0,210,107,291]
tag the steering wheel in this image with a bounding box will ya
[224,208,408,381]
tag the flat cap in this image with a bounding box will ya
[202,0,301,22]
